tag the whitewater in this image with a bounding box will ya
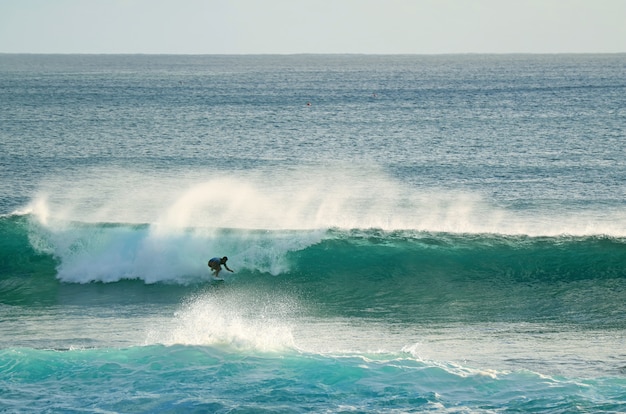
[1,54,625,412]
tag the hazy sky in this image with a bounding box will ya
[1,0,625,54]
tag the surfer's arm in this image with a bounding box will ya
[224,264,234,272]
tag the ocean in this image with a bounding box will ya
[1,54,625,412]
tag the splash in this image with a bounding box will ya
[148,289,299,352]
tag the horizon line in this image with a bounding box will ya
[2,51,625,56]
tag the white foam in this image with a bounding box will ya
[26,218,323,283]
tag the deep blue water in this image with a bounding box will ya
[1,54,625,412]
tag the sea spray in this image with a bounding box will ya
[22,165,626,237]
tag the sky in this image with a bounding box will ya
[1,0,625,54]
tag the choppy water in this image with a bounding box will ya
[1,54,625,412]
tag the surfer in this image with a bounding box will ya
[208,256,233,278]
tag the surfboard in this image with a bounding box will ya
[212,277,224,282]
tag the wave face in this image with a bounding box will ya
[3,214,625,328]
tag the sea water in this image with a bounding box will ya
[1,54,625,412]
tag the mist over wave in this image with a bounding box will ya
[18,165,626,236]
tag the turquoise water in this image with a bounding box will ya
[1,54,625,412]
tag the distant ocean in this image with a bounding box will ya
[1,54,625,413]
